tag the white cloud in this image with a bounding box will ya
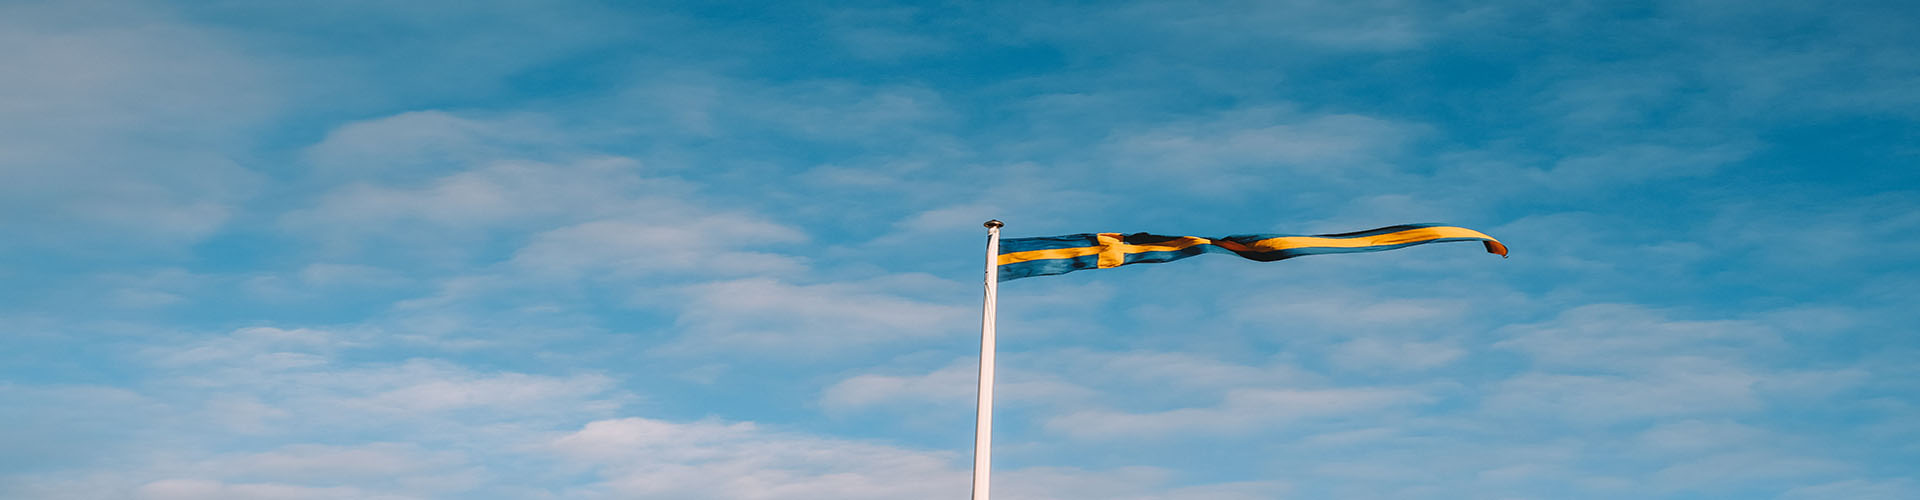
[184,443,481,494]
[818,364,976,410]
[1103,106,1424,192]
[68,268,215,310]
[551,417,962,499]
[353,370,617,414]
[510,216,806,279]
[659,276,971,356]
[282,109,763,263]
[1118,112,1414,169]
[148,326,629,429]
[1536,71,1687,126]
[135,480,393,500]
[1633,419,1768,455]
[820,350,1333,441]
[997,467,1288,500]
[821,350,1348,445]
[551,416,1288,500]
[1483,360,1763,424]
[158,326,349,368]
[1494,303,1782,371]
[821,359,1095,412]
[863,182,1113,247]
[599,71,957,155]
[1047,387,1428,439]
[302,110,567,180]
[0,0,273,249]
[0,383,162,466]
[828,8,954,61]
[1687,13,1920,118]
[1545,143,1752,187]
[1779,478,1920,500]
[1329,337,1465,372]
[246,358,624,422]
[1297,426,1401,447]
[891,202,1006,234]
[287,111,818,284]
[1651,452,1848,491]
[1028,0,1441,52]
[1043,350,1318,393]
[1230,292,1472,334]
[298,263,410,288]
[0,322,630,497]
[1488,300,1875,425]
[284,157,656,246]
[203,397,291,435]
[1710,191,1920,269]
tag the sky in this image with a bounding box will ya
[2,0,1917,498]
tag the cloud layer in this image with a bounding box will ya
[3,1,1917,499]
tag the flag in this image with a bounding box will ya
[996,223,1507,281]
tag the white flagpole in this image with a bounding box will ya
[972,219,1003,500]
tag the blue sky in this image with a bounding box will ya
[3,0,1917,498]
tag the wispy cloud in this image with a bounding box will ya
[549,415,1291,500]
[659,275,971,357]
[1046,386,1430,439]
[820,358,1096,412]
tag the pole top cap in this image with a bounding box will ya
[983,219,1004,229]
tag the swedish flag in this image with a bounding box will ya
[996,223,1507,281]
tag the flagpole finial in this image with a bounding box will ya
[984,220,1004,229]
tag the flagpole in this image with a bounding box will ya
[972,219,1003,500]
